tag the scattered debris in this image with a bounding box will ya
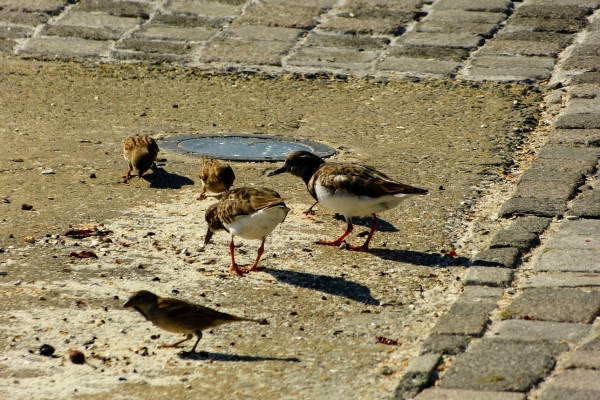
[375,336,399,346]
[39,344,55,357]
[69,251,98,259]
[68,349,85,364]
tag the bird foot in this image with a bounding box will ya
[347,244,369,252]
[229,264,248,275]
[197,193,207,201]
[303,209,317,216]
[244,265,260,273]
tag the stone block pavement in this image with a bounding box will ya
[2,0,600,398]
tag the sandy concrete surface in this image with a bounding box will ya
[0,60,540,399]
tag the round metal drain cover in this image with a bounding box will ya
[158,134,336,162]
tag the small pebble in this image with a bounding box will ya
[89,173,96,179]
[68,349,85,365]
[41,169,55,175]
[39,344,55,357]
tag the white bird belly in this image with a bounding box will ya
[225,206,288,240]
[316,185,408,217]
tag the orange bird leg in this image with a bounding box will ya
[187,331,202,353]
[348,215,379,252]
[229,238,246,275]
[162,333,193,348]
[303,201,318,216]
[245,239,265,272]
[317,219,354,247]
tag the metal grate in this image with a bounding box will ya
[158,134,336,162]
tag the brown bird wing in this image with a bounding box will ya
[157,297,236,324]
[216,187,286,224]
[313,163,428,198]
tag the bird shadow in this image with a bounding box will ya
[145,168,194,189]
[264,268,380,305]
[178,351,300,363]
[369,248,469,267]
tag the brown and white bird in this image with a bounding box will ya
[203,187,290,275]
[122,135,159,182]
[268,151,428,251]
[198,157,235,200]
[124,290,267,353]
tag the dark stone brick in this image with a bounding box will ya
[319,17,406,35]
[496,31,574,47]
[478,40,565,57]
[505,288,600,323]
[427,10,507,24]
[376,57,462,76]
[74,0,151,19]
[115,39,196,55]
[472,247,520,268]
[563,56,600,71]
[511,216,552,234]
[571,190,600,218]
[41,25,124,41]
[441,339,565,392]
[513,5,590,20]
[287,46,379,69]
[0,26,31,39]
[0,38,16,53]
[432,0,512,13]
[548,129,600,147]
[580,334,600,351]
[416,21,498,38]
[490,230,539,251]
[0,11,49,26]
[572,72,600,84]
[464,266,513,287]
[539,387,600,400]
[431,297,498,337]
[337,9,417,23]
[0,0,69,14]
[387,45,469,62]
[399,32,484,49]
[234,3,324,30]
[111,50,189,64]
[420,334,471,355]
[499,197,566,218]
[506,17,587,34]
[304,33,390,50]
[200,37,293,66]
[538,145,600,162]
[153,13,232,29]
[393,354,441,400]
[513,180,581,201]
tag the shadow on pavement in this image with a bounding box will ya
[179,351,300,363]
[370,248,469,266]
[146,167,194,189]
[264,268,380,305]
[329,214,399,232]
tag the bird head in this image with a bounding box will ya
[124,290,159,310]
[268,151,325,183]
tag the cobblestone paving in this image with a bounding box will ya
[3,0,600,398]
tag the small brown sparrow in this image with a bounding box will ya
[268,151,428,251]
[203,187,289,275]
[122,135,159,182]
[198,157,235,200]
[124,290,267,353]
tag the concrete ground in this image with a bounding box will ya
[0,1,600,399]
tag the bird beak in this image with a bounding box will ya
[267,166,286,177]
[202,227,214,248]
[123,299,134,308]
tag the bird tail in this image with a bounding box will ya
[235,316,269,325]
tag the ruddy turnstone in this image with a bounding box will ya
[268,151,428,251]
[198,157,235,200]
[122,135,159,182]
[202,187,290,274]
[124,290,267,353]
